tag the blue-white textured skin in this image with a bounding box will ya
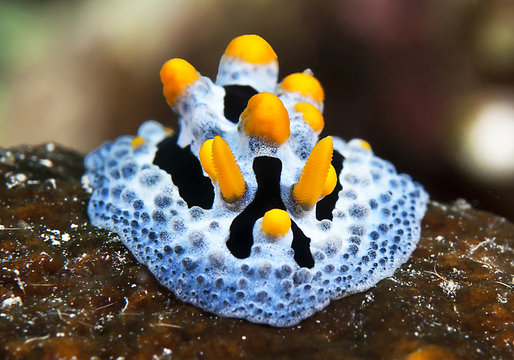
[84,54,429,327]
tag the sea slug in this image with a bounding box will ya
[84,35,429,327]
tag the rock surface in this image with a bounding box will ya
[0,144,512,360]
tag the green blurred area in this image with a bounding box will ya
[0,1,59,144]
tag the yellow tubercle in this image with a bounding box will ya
[292,136,333,210]
[211,136,246,202]
[261,209,291,237]
[130,136,146,148]
[280,72,325,103]
[295,102,324,132]
[360,140,371,151]
[160,58,199,106]
[164,127,175,137]
[199,139,217,180]
[224,35,277,64]
[240,92,290,145]
[321,165,337,197]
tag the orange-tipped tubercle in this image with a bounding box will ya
[199,139,217,181]
[292,136,334,210]
[224,35,277,64]
[261,209,291,237]
[211,136,246,202]
[295,102,324,132]
[240,93,290,145]
[160,58,199,106]
[321,165,337,197]
[280,72,325,103]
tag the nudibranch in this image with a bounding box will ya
[84,35,429,327]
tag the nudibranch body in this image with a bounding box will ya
[84,35,428,327]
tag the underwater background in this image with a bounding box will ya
[1,0,514,220]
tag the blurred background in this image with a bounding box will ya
[1,0,514,221]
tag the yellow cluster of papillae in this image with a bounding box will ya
[240,92,290,145]
[198,136,246,203]
[292,136,336,211]
[160,35,337,237]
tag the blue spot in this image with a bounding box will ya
[111,185,124,199]
[343,190,358,200]
[349,204,368,219]
[348,244,359,255]
[182,257,197,270]
[121,190,136,203]
[349,224,364,236]
[369,199,378,209]
[140,212,150,224]
[133,200,144,211]
[122,163,138,179]
[139,171,161,187]
[152,210,167,224]
[154,195,172,208]
[349,236,361,245]
[172,219,185,233]
[369,231,380,240]
[378,224,389,233]
[110,169,121,179]
[380,192,392,203]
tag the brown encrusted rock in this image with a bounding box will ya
[0,144,512,359]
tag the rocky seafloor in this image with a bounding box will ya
[0,144,512,360]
